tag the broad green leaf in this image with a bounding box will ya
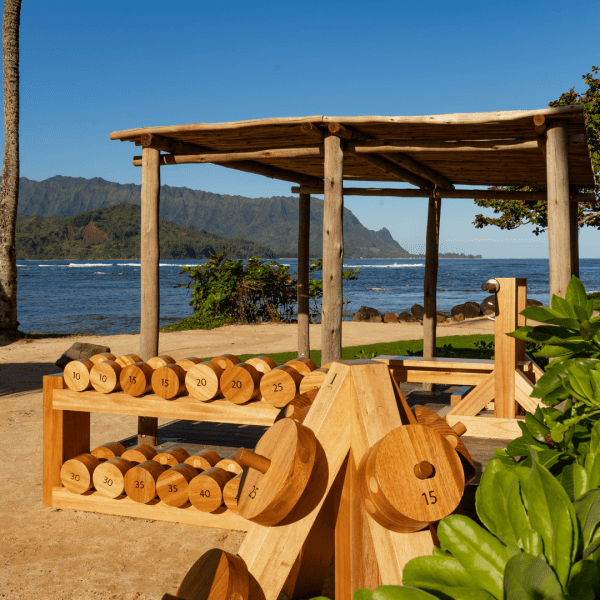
[584,452,600,490]
[573,489,600,550]
[511,467,532,508]
[590,422,600,454]
[353,589,373,600]
[437,515,511,600]
[505,477,530,547]
[476,458,512,532]
[524,412,550,442]
[566,275,589,309]
[551,295,578,319]
[489,471,521,546]
[372,587,433,600]
[519,527,543,556]
[566,559,600,600]
[536,345,572,358]
[580,319,600,341]
[503,553,563,600]
[566,365,594,400]
[519,306,579,328]
[402,555,477,589]
[552,503,576,587]
[557,463,589,502]
[527,459,578,573]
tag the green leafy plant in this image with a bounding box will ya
[354,349,378,360]
[474,339,495,360]
[436,343,456,358]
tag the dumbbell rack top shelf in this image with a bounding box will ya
[43,374,279,531]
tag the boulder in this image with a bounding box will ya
[411,304,425,320]
[526,298,543,307]
[436,311,449,319]
[436,314,447,323]
[451,301,481,319]
[453,313,465,321]
[383,313,399,323]
[480,295,495,316]
[55,342,111,370]
[353,306,383,323]
[397,311,416,323]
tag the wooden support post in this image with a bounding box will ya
[494,278,518,419]
[298,194,310,359]
[43,374,90,506]
[569,195,579,278]
[546,120,571,302]
[516,279,527,417]
[422,196,441,392]
[321,134,344,366]
[139,146,161,445]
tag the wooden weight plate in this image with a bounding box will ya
[177,357,203,371]
[176,548,249,600]
[154,447,190,467]
[184,449,222,471]
[285,357,317,376]
[221,363,261,404]
[124,460,167,503]
[91,442,126,460]
[64,360,93,391]
[115,354,143,368]
[157,463,199,507]
[121,444,157,464]
[321,359,349,369]
[245,355,277,373]
[90,360,122,393]
[189,467,233,512]
[147,355,176,369]
[223,474,243,514]
[413,404,476,486]
[211,354,241,370]
[88,352,117,365]
[215,458,243,475]
[93,457,132,498]
[237,419,317,526]
[274,389,317,423]
[152,364,187,399]
[120,362,154,396]
[60,454,100,494]
[298,368,328,394]
[185,361,223,401]
[359,424,465,533]
[259,365,303,408]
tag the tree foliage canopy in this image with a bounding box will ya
[473,67,600,235]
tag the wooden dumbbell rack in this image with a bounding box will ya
[377,277,545,440]
[42,375,280,530]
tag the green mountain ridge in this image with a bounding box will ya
[16,203,276,259]
[16,176,481,258]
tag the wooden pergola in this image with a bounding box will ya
[110,106,595,441]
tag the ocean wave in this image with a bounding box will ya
[94,272,110,275]
[116,263,199,267]
[68,263,113,267]
[344,263,424,268]
[370,288,393,291]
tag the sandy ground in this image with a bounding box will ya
[0,318,494,600]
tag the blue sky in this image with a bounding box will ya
[9,0,598,258]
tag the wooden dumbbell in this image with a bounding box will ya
[90,360,122,393]
[64,359,94,392]
[211,354,240,370]
[115,354,143,368]
[235,418,318,526]
[120,362,154,396]
[285,357,317,376]
[221,363,262,404]
[154,447,190,467]
[60,454,101,494]
[298,368,328,394]
[146,355,176,369]
[184,449,222,471]
[245,355,277,373]
[124,460,167,503]
[176,357,203,371]
[157,463,199,507]
[121,443,157,465]
[357,423,467,533]
[223,473,243,514]
[152,364,187,399]
[92,457,133,498]
[91,442,126,460]
[185,361,223,402]
[274,389,318,424]
[189,467,233,512]
[259,365,303,408]
[215,456,243,476]
[173,549,249,600]
[88,352,117,365]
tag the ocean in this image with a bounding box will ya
[15,258,600,335]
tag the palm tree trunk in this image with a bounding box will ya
[0,0,21,330]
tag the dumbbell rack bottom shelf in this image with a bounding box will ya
[43,373,279,529]
[50,487,250,531]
